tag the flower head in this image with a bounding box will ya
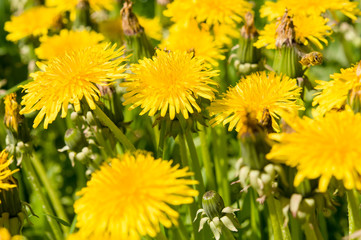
[313,61,361,117]
[122,49,219,120]
[267,110,361,192]
[164,0,252,26]
[4,93,23,133]
[261,0,360,21]
[0,150,18,191]
[74,151,198,239]
[4,6,61,42]
[161,20,225,66]
[254,14,332,49]
[46,0,116,12]
[35,29,105,60]
[20,43,127,129]
[209,72,303,134]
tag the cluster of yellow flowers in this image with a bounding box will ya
[2,0,361,239]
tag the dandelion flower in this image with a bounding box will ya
[74,151,198,239]
[0,150,18,191]
[4,6,61,42]
[161,20,225,66]
[137,16,162,41]
[267,110,361,192]
[254,14,332,49]
[46,0,116,12]
[164,0,252,25]
[209,72,303,134]
[4,93,23,133]
[122,49,219,120]
[35,29,105,60]
[261,0,360,21]
[313,61,361,116]
[20,43,128,129]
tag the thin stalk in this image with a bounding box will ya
[303,222,318,240]
[184,130,205,196]
[93,104,136,152]
[22,156,63,240]
[249,189,261,239]
[69,215,77,234]
[274,196,291,240]
[267,196,283,240]
[199,126,216,190]
[156,231,169,240]
[178,134,203,240]
[157,121,168,159]
[221,226,236,240]
[346,189,361,235]
[31,155,69,233]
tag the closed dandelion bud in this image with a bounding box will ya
[230,12,261,75]
[121,1,155,63]
[202,191,225,219]
[273,11,303,78]
[64,128,86,152]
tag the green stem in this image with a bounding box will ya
[274,197,291,240]
[93,104,136,152]
[30,155,69,233]
[199,126,216,190]
[184,130,205,196]
[267,196,283,240]
[303,222,318,240]
[249,189,261,239]
[346,189,361,235]
[178,134,203,240]
[69,215,77,234]
[221,226,236,240]
[156,231,169,240]
[22,156,63,240]
[157,120,168,159]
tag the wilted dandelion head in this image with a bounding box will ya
[4,6,61,42]
[267,110,361,192]
[254,14,332,49]
[4,93,22,133]
[209,72,303,134]
[122,49,219,120]
[20,43,128,129]
[35,29,105,60]
[74,151,198,239]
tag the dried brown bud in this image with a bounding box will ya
[121,1,144,36]
[241,12,258,39]
[275,10,295,48]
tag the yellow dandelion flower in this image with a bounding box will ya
[46,0,116,12]
[35,29,105,60]
[313,61,361,116]
[161,20,225,66]
[4,93,23,133]
[0,150,19,191]
[209,72,304,134]
[255,14,332,49]
[122,49,219,120]
[261,0,360,21]
[164,0,252,25]
[267,110,361,192]
[4,6,61,42]
[0,228,23,240]
[20,43,128,129]
[213,22,241,46]
[74,151,198,240]
[137,16,162,41]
